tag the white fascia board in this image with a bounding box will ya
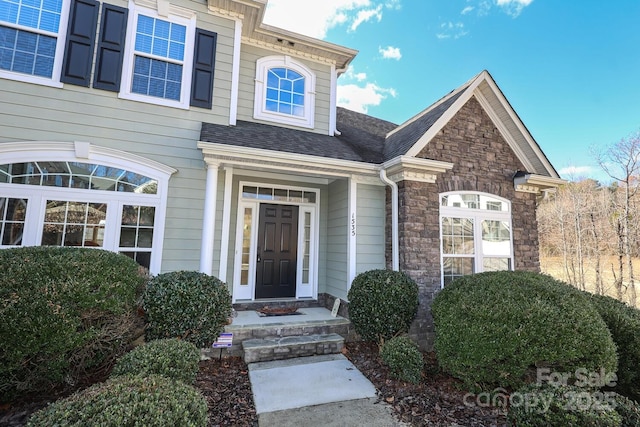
[197,141,378,177]
[387,72,482,141]
[382,155,454,174]
[403,77,481,158]
[514,173,566,189]
[478,75,560,179]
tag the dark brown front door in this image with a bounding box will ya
[255,204,298,299]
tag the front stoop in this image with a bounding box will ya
[242,333,344,363]
[200,307,357,362]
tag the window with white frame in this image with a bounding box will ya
[254,55,315,129]
[0,0,70,85]
[440,192,513,286]
[120,2,195,108]
[0,156,171,274]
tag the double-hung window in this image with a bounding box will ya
[440,192,513,286]
[119,2,195,109]
[0,0,70,85]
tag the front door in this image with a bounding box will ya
[255,203,298,298]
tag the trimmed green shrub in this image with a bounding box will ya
[613,393,640,427]
[432,271,617,391]
[380,336,424,384]
[0,247,145,400]
[111,339,200,384]
[507,383,621,427]
[590,294,640,403]
[26,374,208,427]
[347,269,419,344]
[143,271,231,347]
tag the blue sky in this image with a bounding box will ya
[264,0,640,182]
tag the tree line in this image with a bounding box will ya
[537,131,640,307]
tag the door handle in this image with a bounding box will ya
[257,248,261,263]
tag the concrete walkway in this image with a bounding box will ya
[248,354,408,426]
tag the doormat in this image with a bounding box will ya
[257,307,303,317]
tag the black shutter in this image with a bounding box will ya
[93,3,128,91]
[61,0,98,86]
[190,29,217,109]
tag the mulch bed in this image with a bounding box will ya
[344,341,507,427]
[195,356,258,427]
[1,341,506,427]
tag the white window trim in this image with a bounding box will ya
[439,191,514,287]
[0,0,71,87]
[0,141,176,274]
[232,181,319,302]
[119,0,196,109]
[253,55,316,129]
[297,205,317,298]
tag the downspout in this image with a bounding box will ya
[379,169,399,271]
[330,65,348,136]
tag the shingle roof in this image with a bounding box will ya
[383,88,467,160]
[199,108,398,164]
[199,85,472,166]
[199,71,559,179]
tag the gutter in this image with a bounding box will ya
[379,169,399,271]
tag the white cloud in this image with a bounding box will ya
[461,6,475,15]
[436,22,468,40]
[263,0,394,39]
[379,45,402,60]
[337,82,397,114]
[350,5,383,31]
[495,0,533,17]
[385,0,401,10]
[558,166,593,178]
[342,66,368,82]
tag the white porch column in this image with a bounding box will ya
[347,177,357,287]
[218,167,233,281]
[200,162,219,274]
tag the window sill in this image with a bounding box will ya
[0,71,64,89]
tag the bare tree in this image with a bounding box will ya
[594,131,640,306]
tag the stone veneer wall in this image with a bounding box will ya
[390,96,541,350]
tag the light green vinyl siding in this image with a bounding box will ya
[326,179,348,299]
[237,44,333,134]
[0,0,236,272]
[356,184,386,273]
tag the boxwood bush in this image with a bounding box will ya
[507,383,621,427]
[380,336,423,384]
[111,339,200,384]
[589,294,640,404]
[143,271,232,347]
[0,247,145,400]
[613,393,640,427]
[26,374,208,427]
[431,271,617,391]
[347,269,419,344]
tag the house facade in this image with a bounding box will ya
[0,0,563,348]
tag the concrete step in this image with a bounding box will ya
[242,333,344,363]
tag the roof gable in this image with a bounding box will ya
[385,70,560,178]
